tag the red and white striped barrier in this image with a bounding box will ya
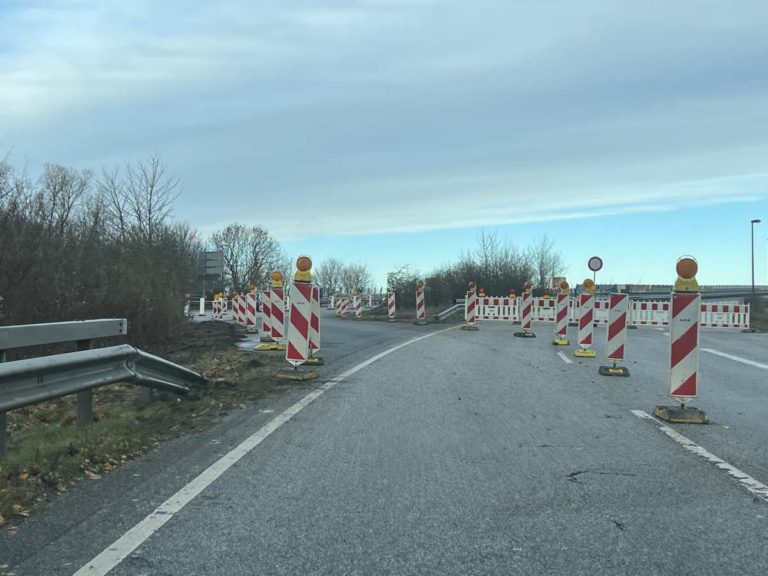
[575,293,596,356]
[465,290,477,325]
[239,295,247,325]
[231,295,241,324]
[519,293,533,330]
[341,297,349,317]
[630,301,670,326]
[271,288,286,341]
[606,293,628,361]
[387,292,396,320]
[533,298,557,322]
[416,290,426,323]
[246,292,257,332]
[286,282,312,366]
[213,299,223,320]
[476,296,517,321]
[669,292,701,403]
[699,302,750,329]
[599,293,630,375]
[335,295,344,317]
[310,286,321,354]
[553,293,569,341]
[261,291,272,337]
[354,294,362,318]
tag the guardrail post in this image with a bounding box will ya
[76,339,94,426]
[0,349,6,456]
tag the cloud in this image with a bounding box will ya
[1,0,767,242]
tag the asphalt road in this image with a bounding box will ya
[4,312,768,575]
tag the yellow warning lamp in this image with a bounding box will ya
[559,280,570,294]
[468,281,476,292]
[543,289,551,297]
[271,271,284,288]
[416,280,424,292]
[508,289,516,298]
[523,281,533,295]
[248,282,257,293]
[294,255,312,283]
[674,256,699,292]
[478,287,486,296]
[583,279,596,294]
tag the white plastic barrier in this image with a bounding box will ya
[476,296,517,321]
[699,302,750,329]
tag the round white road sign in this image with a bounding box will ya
[588,256,603,272]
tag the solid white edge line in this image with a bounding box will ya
[74,325,459,576]
[701,348,768,371]
[557,351,573,364]
[630,410,768,503]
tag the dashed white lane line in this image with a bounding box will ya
[73,326,460,576]
[631,410,768,503]
[557,351,573,364]
[701,348,768,371]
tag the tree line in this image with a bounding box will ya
[386,231,565,309]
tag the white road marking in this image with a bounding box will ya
[701,348,768,371]
[631,410,768,503]
[73,326,459,576]
[557,351,573,364]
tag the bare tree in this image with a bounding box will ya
[211,224,285,292]
[314,258,345,296]
[124,155,180,245]
[528,234,565,289]
[340,263,373,293]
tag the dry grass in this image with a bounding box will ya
[0,322,287,525]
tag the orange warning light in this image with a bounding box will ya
[676,257,698,280]
[416,280,424,290]
[468,281,476,291]
[674,256,699,292]
[271,271,284,288]
[296,256,312,272]
[560,280,570,291]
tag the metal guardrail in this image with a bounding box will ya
[0,319,128,350]
[436,303,464,323]
[0,319,206,457]
[0,345,203,413]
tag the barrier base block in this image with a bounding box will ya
[413,320,428,326]
[460,325,480,331]
[599,365,630,377]
[277,369,320,381]
[259,336,276,343]
[513,331,536,338]
[305,356,324,366]
[653,405,709,424]
[551,337,569,346]
[574,348,597,358]
[255,343,287,352]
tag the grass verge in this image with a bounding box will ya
[0,321,288,527]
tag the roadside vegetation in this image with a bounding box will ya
[386,231,565,309]
[747,296,767,332]
[0,322,287,526]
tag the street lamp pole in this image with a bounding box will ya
[751,219,761,297]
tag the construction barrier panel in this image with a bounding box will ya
[576,293,595,351]
[416,290,426,322]
[476,297,517,321]
[669,292,701,403]
[271,288,286,340]
[465,291,477,325]
[520,293,533,330]
[286,282,312,367]
[699,302,750,329]
[554,293,569,338]
[310,286,321,353]
[246,292,257,332]
[354,294,362,318]
[261,291,272,336]
[606,293,629,361]
[388,292,396,320]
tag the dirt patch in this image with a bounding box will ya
[0,320,289,526]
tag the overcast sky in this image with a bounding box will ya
[2,1,767,288]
